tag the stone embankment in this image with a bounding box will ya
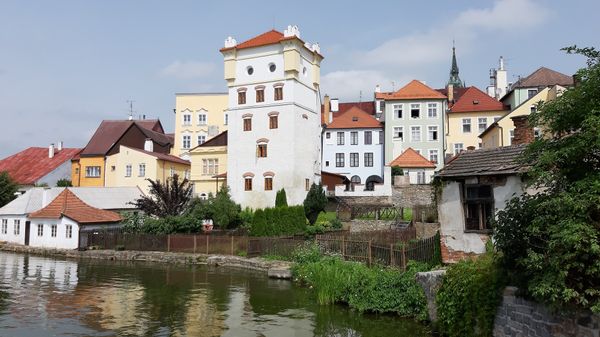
[0,243,292,279]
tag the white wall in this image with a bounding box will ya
[403,168,435,184]
[333,166,392,197]
[37,160,72,187]
[27,218,80,249]
[0,216,27,244]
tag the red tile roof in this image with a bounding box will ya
[0,147,82,185]
[220,29,323,57]
[321,101,376,125]
[81,120,172,156]
[389,148,436,168]
[326,106,382,129]
[29,189,122,224]
[448,86,508,113]
[376,80,447,100]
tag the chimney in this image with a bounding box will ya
[375,84,381,93]
[467,146,476,151]
[323,95,332,124]
[57,141,63,151]
[447,83,454,102]
[49,143,55,158]
[144,138,154,152]
[330,98,339,112]
[510,115,534,145]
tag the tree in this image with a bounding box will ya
[56,179,72,187]
[494,46,600,313]
[275,188,288,207]
[0,171,18,207]
[303,182,327,225]
[131,174,192,218]
[210,184,241,229]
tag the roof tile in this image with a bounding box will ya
[326,106,382,129]
[449,86,508,113]
[29,189,122,224]
[437,145,526,178]
[0,147,81,185]
[389,148,436,168]
[376,80,447,100]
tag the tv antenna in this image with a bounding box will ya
[126,99,136,120]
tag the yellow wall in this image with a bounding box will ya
[105,146,190,194]
[189,145,228,197]
[173,93,229,157]
[72,156,105,187]
[446,110,507,155]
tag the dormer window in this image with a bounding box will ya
[473,100,480,105]
[352,117,358,122]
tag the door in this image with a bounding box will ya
[24,221,30,246]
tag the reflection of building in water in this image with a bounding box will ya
[171,289,227,337]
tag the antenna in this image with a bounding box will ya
[359,90,362,103]
[391,81,396,92]
[126,99,136,120]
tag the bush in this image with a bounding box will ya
[210,185,242,229]
[275,188,288,207]
[291,242,322,264]
[436,251,505,337]
[330,218,343,229]
[249,205,307,236]
[56,178,72,187]
[303,183,327,225]
[391,166,404,176]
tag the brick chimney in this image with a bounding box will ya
[323,95,331,124]
[447,83,454,103]
[510,115,534,145]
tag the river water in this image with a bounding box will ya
[0,252,432,337]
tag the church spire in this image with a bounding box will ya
[447,41,464,88]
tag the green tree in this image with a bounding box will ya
[0,171,18,207]
[303,183,327,225]
[56,179,72,187]
[494,46,600,313]
[210,184,241,229]
[131,174,192,218]
[275,188,288,207]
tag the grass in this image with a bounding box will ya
[355,208,413,221]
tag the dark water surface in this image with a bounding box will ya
[0,252,432,337]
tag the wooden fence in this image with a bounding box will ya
[316,227,417,245]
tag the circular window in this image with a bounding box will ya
[247,66,254,75]
[269,63,276,72]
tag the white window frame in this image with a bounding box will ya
[85,166,101,178]
[66,225,72,239]
[454,143,464,155]
[182,135,191,149]
[183,114,192,126]
[202,159,219,175]
[51,224,57,238]
[478,117,488,133]
[350,131,358,145]
[410,103,421,119]
[509,129,515,145]
[125,164,132,177]
[13,219,20,235]
[37,224,43,237]
[1,220,6,234]
[197,135,206,146]
[198,113,207,126]
[393,126,403,140]
[427,125,438,141]
[393,104,403,119]
[138,163,146,177]
[427,103,438,118]
[337,132,345,145]
[349,153,359,167]
[410,126,422,142]
[364,152,374,167]
[429,149,439,164]
[462,118,472,133]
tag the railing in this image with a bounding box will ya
[316,227,417,245]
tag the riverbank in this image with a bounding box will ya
[0,243,292,278]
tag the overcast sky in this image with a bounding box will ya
[0,0,597,158]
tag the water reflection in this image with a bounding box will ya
[0,252,432,337]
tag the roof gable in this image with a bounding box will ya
[389,148,436,168]
[437,145,526,178]
[235,30,284,50]
[29,189,122,224]
[0,147,81,185]
[81,120,171,156]
[326,107,382,129]
[450,86,507,113]
[514,67,573,89]
[376,80,447,100]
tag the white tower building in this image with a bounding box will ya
[487,56,509,99]
[220,26,324,209]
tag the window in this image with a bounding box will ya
[1,219,6,234]
[427,103,438,118]
[197,135,206,145]
[247,66,254,75]
[238,91,246,104]
[454,143,464,154]
[256,88,265,103]
[429,149,439,164]
[111,165,116,172]
[37,224,43,237]
[274,87,283,101]
[125,164,132,177]
[351,175,361,184]
[379,101,385,113]
[337,132,345,145]
[13,220,20,235]
[202,159,219,175]
[350,132,358,145]
[411,126,421,142]
[264,177,273,191]
[428,126,438,141]
[51,224,57,237]
[66,225,72,239]
[478,117,488,132]
[393,104,403,119]
[244,177,252,191]
[464,184,494,231]
[393,127,403,140]
[364,153,373,167]
[527,89,538,98]
[170,167,175,177]
[305,179,310,191]
[379,131,384,144]
[530,105,537,114]
[350,153,359,167]
[198,113,207,125]
[183,114,191,125]
[138,163,146,177]
[335,153,344,167]
[243,118,252,131]
[493,116,501,122]
[257,144,268,158]
[269,63,276,72]
[224,113,229,125]
[182,135,191,149]
[410,103,420,118]
[269,115,278,129]
[85,166,101,178]
[325,160,329,167]
[325,132,331,139]
[184,169,190,180]
[364,131,372,145]
[462,118,472,133]
[509,129,515,145]
[417,171,426,184]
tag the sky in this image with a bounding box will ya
[0,0,597,158]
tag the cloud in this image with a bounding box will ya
[455,0,551,32]
[321,70,413,101]
[160,60,215,79]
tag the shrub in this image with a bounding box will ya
[330,218,343,229]
[291,241,322,264]
[391,166,404,176]
[275,188,288,207]
[56,178,72,187]
[210,185,242,229]
[436,251,505,337]
[303,183,327,225]
[0,171,18,208]
[249,205,306,236]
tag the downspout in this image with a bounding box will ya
[498,125,504,147]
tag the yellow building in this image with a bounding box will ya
[480,85,565,148]
[443,86,509,156]
[189,131,227,198]
[105,145,190,194]
[173,93,228,159]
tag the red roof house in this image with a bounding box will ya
[29,189,122,224]
[326,106,382,129]
[376,80,447,100]
[389,148,436,168]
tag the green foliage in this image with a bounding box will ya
[303,183,327,225]
[391,166,404,176]
[293,255,429,319]
[210,185,242,229]
[275,188,288,207]
[131,174,193,217]
[249,205,307,236]
[123,212,203,234]
[55,178,72,187]
[330,218,343,229]
[493,46,600,313]
[291,241,322,264]
[436,252,505,337]
[0,171,18,208]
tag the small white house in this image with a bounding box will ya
[436,145,527,263]
[389,148,436,184]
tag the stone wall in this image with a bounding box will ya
[494,287,600,337]
[392,185,434,208]
[414,222,440,239]
[349,219,396,232]
[415,269,446,321]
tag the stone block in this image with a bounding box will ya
[267,268,292,279]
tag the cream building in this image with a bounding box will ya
[189,131,228,198]
[480,85,565,148]
[105,144,190,194]
[221,25,324,209]
[173,93,228,159]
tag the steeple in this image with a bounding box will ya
[447,42,465,88]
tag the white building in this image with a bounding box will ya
[486,56,509,100]
[221,26,324,209]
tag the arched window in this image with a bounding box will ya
[350,175,361,184]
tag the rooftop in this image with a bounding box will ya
[29,189,122,224]
[389,148,436,168]
[0,147,81,185]
[447,86,508,113]
[511,67,573,89]
[80,120,171,156]
[437,145,527,178]
[376,80,447,100]
[326,106,382,129]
